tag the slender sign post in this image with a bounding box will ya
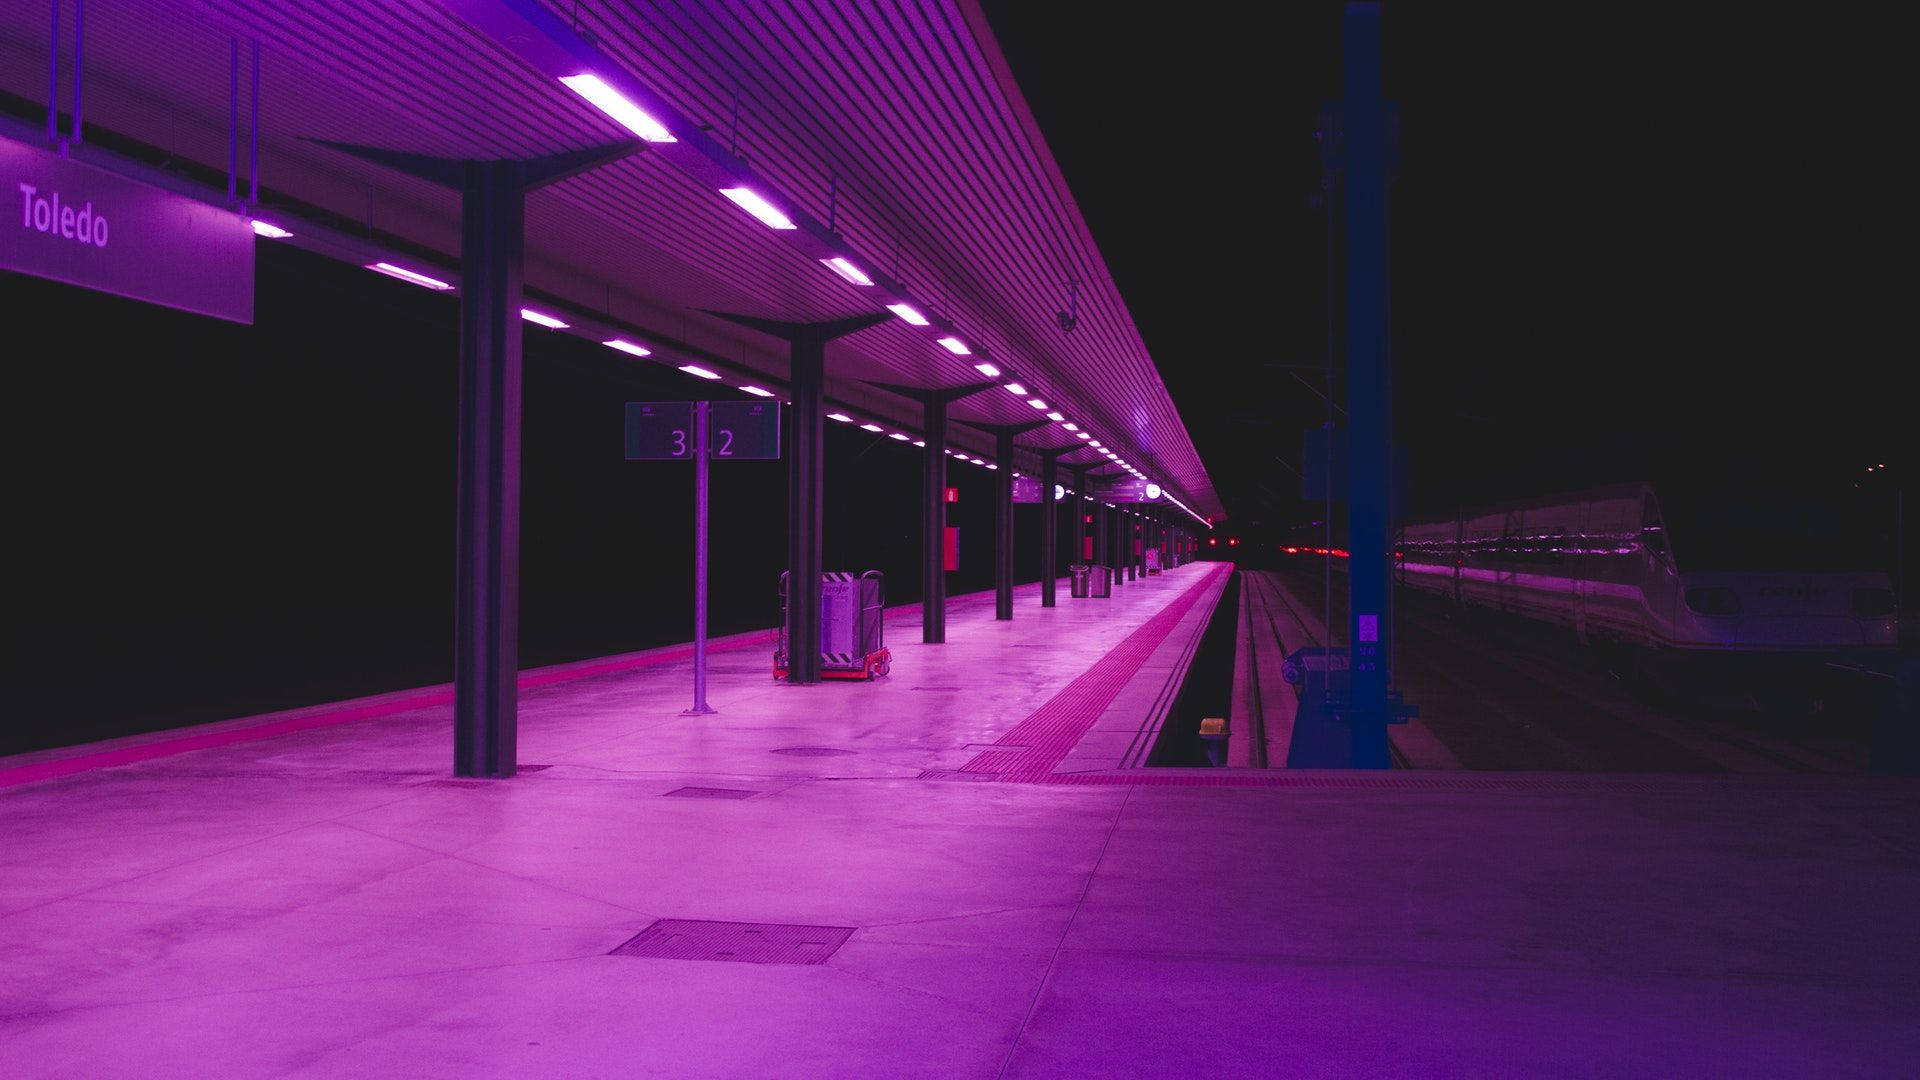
[684,400,714,715]
[1341,1,1392,767]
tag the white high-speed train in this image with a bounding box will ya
[1396,482,1899,656]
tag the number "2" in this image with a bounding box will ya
[716,429,734,456]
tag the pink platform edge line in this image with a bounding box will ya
[0,579,1064,790]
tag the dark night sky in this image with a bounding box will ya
[977,3,1905,528]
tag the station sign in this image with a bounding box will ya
[1090,476,1163,503]
[3,135,254,323]
[624,400,780,460]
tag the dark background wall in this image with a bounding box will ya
[3,242,1074,755]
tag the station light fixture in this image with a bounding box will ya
[827,412,854,423]
[973,362,1001,377]
[366,262,452,290]
[936,337,971,355]
[249,220,292,239]
[821,257,873,286]
[1075,431,1092,439]
[859,422,884,432]
[912,439,926,447]
[559,74,677,143]
[1003,383,1027,396]
[603,338,652,357]
[887,302,930,326]
[1046,412,1064,422]
[718,187,796,230]
[679,364,722,380]
[984,463,998,470]
[739,385,775,398]
[1027,399,1047,409]
[1062,422,1079,432]
[520,308,569,329]
[888,432,910,441]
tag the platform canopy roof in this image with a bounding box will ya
[0,0,1220,520]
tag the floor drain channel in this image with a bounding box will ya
[610,919,855,965]
[770,747,856,757]
[662,786,758,799]
[918,770,1001,782]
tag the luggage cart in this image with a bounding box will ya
[775,570,892,680]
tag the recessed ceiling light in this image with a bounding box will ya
[718,187,797,230]
[937,337,971,355]
[821,257,873,286]
[679,364,721,380]
[520,308,569,329]
[603,338,652,357]
[887,303,929,326]
[739,385,775,397]
[559,73,676,143]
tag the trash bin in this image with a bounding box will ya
[1070,564,1112,598]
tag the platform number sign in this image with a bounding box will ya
[624,401,781,461]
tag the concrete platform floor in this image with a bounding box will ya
[4,563,1919,1078]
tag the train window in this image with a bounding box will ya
[1640,521,1668,557]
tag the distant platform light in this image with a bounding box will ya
[559,74,677,143]
[1027,399,1047,410]
[1045,412,1064,422]
[937,337,971,355]
[719,187,796,230]
[1075,432,1092,439]
[249,220,292,239]
[984,463,998,470]
[1146,484,1162,500]
[828,412,854,423]
[913,439,926,447]
[1062,422,1079,432]
[739,385,775,398]
[1003,383,1027,396]
[366,262,452,290]
[887,302,930,326]
[859,422,884,432]
[679,364,722,380]
[603,338,652,357]
[973,362,1001,377]
[889,432,910,441]
[520,308,569,329]
[821,257,873,286]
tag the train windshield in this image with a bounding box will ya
[1661,488,1892,573]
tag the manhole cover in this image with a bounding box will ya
[770,747,856,757]
[610,919,855,965]
[663,786,757,799]
[918,770,1000,782]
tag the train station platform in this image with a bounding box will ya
[4,562,1919,1078]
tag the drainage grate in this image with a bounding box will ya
[769,747,856,757]
[610,919,855,965]
[662,786,757,799]
[913,686,962,692]
[918,770,1001,782]
[966,744,1028,753]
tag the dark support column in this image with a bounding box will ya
[707,311,890,683]
[313,137,642,779]
[922,396,948,643]
[787,333,826,682]
[453,161,524,778]
[994,428,1015,620]
[1128,514,1139,581]
[1039,452,1060,606]
[1094,498,1109,580]
[1070,465,1089,569]
[1342,0,1392,767]
[1110,507,1124,588]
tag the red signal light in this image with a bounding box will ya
[1228,537,1240,547]
[1207,537,1218,547]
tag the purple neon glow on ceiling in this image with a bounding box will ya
[603,338,652,357]
[366,262,452,290]
[558,74,676,143]
[937,337,970,355]
[719,187,797,230]
[821,257,873,286]
[679,364,721,380]
[886,303,929,326]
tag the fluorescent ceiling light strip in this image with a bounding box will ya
[860,423,884,432]
[603,338,651,357]
[1045,412,1064,422]
[558,74,676,143]
[1003,383,1027,396]
[937,337,971,355]
[821,257,873,286]
[913,440,926,447]
[679,365,722,380]
[1062,422,1079,432]
[887,303,929,326]
[520,308,569,329]
[1027,399,1047,409]
[249,220,291,239]
[828,413,853,423]
[739,385,775,397]
[719,187,797,230]
[888,432,910,441]
[973,362,1000,377]
[367,262,452,290]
